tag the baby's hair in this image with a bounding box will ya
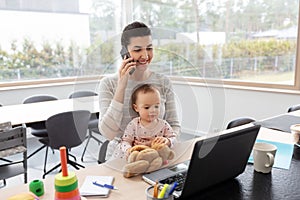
[131,84,159,110]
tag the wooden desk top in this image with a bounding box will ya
[0,96,99,125]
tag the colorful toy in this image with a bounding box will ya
[29,179,44,197]
[54,146,81,200]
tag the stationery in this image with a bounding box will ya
[92,181,118,190]
[79,176,115,197]
[158,184,169,198]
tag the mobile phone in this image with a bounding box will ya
[120,46,136,75]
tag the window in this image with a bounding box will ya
[0,0,299,91]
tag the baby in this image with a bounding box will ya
[112,84,177,159]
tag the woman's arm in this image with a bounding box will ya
[163,77,181,137]
[98,76,124,140]
[98,58,135,140]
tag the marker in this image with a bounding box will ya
[153,181,159,198]
[167,182,178,196]
[158,184,169,198]
[92,181,118,190]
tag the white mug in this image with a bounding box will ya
[290,124,300,146]
[253,142,277,173]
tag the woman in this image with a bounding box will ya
[98,21,180,158]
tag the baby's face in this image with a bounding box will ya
[134,90,160,123]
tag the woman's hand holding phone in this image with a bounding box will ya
[123,55,136,75]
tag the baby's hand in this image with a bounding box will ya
[152,137,170,146]
[133,139,152,147]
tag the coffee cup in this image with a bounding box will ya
[253,142,277,173]
[290,124,300,146]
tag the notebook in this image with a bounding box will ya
[142,124,261,199]
[79,175,114,197]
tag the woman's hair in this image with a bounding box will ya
[121,21,151,47]
[131,84,159,110]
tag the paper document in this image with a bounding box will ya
[79,175,114,197]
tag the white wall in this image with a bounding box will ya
[1,81,299,136]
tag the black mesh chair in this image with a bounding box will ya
[68,91,103,161]
[226,117,256,129]
[287,104,300,113]
[22,95,58,160]
[41,110,90,178]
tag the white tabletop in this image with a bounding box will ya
[0,96,99,125]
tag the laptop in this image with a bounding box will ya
[142,124,261,199]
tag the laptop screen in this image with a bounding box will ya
[180,124,260,199]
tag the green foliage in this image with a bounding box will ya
[222,39,296,58]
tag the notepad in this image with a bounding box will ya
[79,176,114,197]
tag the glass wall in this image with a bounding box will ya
[0,0,299,89]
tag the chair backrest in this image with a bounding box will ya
[69,90,99,119]
[287,104,300,113]
[226,117,256,129]
[0,126,27,154]
[23,95,58,104]
[68,91,98,99]
[0,126,27,184]
[46,110,90,149]
[22,95,58,129]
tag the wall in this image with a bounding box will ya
[1,81,299,136]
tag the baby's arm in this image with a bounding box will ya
[162,121,177,148]
[121,120,136,154]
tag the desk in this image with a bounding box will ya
[0,96,99,125]
[0,124,297,200]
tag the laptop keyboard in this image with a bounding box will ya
[160,171,187,191]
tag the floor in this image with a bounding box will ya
[0,132,196,189]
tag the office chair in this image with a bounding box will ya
[23,95,58,160]
[226,117,256,129]
[0,125,27,187]
[287,104,300,113]
[98,140,109,164]
[68,90,103,162]
[40,110,90,178]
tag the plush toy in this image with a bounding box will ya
[122,142,175,178]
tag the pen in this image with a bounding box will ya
[92,181,118,190]
[153,181,159,198]
[158,184,169,198]
[167,182,178,196]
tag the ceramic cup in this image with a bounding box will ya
[290,124,300,146]
[253,142,277,173]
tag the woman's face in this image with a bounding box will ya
[127,35,153,72]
